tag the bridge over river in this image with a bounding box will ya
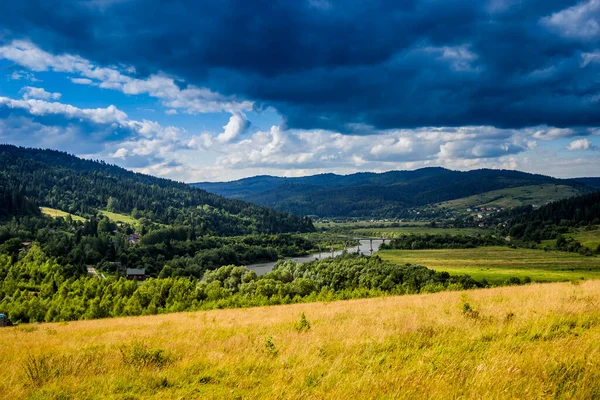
[246,238,387,276]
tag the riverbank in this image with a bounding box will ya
[247,239,384,275]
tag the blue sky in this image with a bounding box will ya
[0,0,598,182]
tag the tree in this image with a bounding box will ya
[106,197,120,212]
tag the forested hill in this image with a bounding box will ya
[508,191,600,241]
[0,186,39,219]
[192,168,594,218]
[0,145,314,235]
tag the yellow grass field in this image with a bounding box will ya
[40,207,86,222]
[3,281,600,399]
[98,210,137,224]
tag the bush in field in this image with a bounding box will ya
[295,312,311,332]
[120,342,171,369]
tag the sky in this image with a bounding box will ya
[0,0,599,182]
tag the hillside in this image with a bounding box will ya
[433,184,580,212]
[3,281,600,398]
[0,145,314,235]
[508,191,600,242]
[192,168,593,218]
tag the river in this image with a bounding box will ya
[246,239,384,276]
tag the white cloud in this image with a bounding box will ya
[71,77,95,85]
[20,86,61,100]
[542,0,600,40]
[532,127,576,140]
[567,138,594,150]
[216,112,249,143]
[422,44,480,72]
[109,147,129,159]
[9,71,40,82]
[0,96,128,124]
[0,40,253,114]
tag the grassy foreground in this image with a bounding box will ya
[379,246,600,284]
[3,281,600,398]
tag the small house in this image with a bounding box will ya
[127,233,140,245]
[126,268,147,281]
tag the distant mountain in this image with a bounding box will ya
[0,145,314,235]
[192,168,597,218]
[571,178,600,189]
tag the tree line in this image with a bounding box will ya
[379,234,506,250]
[0,248,483,323]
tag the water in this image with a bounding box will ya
[246,239,384,276]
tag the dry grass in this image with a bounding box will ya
[2,281,600,399]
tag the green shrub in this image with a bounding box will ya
[294,312,311,332]
[120,342,171,369]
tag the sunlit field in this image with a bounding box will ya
[379,246,600,284]
[353,226,488,238]
[98,210,138,224]
[432,184,580,211]
[40,207,86,222]
[2,281,600,399]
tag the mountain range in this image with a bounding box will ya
[192,168,600,218]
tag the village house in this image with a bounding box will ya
[126,268,147,281]
[127,233,140,245]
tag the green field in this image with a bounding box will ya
[433,184,580,212]
[98,210,137,224]
[353,226,489,238]
[379,246,600,284]
[539,226,600,251]
[568,227,600,250]
[40,207,86,222]
[315,220,429,229]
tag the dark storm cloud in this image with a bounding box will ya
[1,0,598,131]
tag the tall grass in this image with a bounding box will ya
[2,281,600,398]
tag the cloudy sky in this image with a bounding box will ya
[0,0,599,182]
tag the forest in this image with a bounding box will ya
[0,145,314,235]
[0,248,481,323]
[506,191,600,244]
[379,233,507,250]
[0,213,318,277]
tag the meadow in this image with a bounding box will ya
[432,184,580,212]
[567,226,600,250]
[40,207,86,222]
[379,246,600,284]
[41,207,137,225]
[98,210,138,224]
[2,281,600,398]
[353,226,487,238]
